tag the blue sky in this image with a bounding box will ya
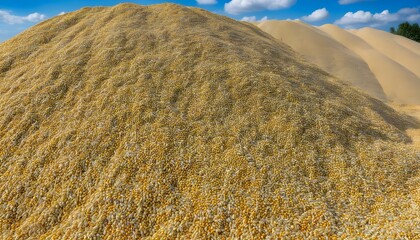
[1,0,419,42]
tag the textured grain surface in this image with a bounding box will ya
[391,104,420,151]
[0,4,419,239]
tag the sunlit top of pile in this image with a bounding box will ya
[0,3,419,239]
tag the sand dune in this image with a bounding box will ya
[318,25,420,150]
[258,21,420,151]
[353,27,420,78]
[258,21,386,100]
[257,21,420,105]
[320,24,420,104]
[393,34,420,56]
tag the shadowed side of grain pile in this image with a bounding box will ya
[0,3,419,239]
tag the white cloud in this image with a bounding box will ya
[196,0,217,4]
[225,0,296,14]
[397,8,419,15]
[58,12,66,16]
[338,0,368,5]
[0,10,46,24]
[407,14,420,22]
[335,8,420,28]
[241,16,268,22]
[302,8,329,22]
[26,13,45,22]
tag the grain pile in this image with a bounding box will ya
[392,104,420,151]
[0,3,419,239]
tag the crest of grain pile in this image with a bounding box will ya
[0,3,419,239]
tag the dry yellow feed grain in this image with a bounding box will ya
[0,3,419,239]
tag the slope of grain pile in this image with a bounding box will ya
[0,4,419,239]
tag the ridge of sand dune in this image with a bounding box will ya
[320,24,420,104]
[393,35,420,56]
[353,27,420,78]
[0,3,419,239]
[257,20,386,100]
